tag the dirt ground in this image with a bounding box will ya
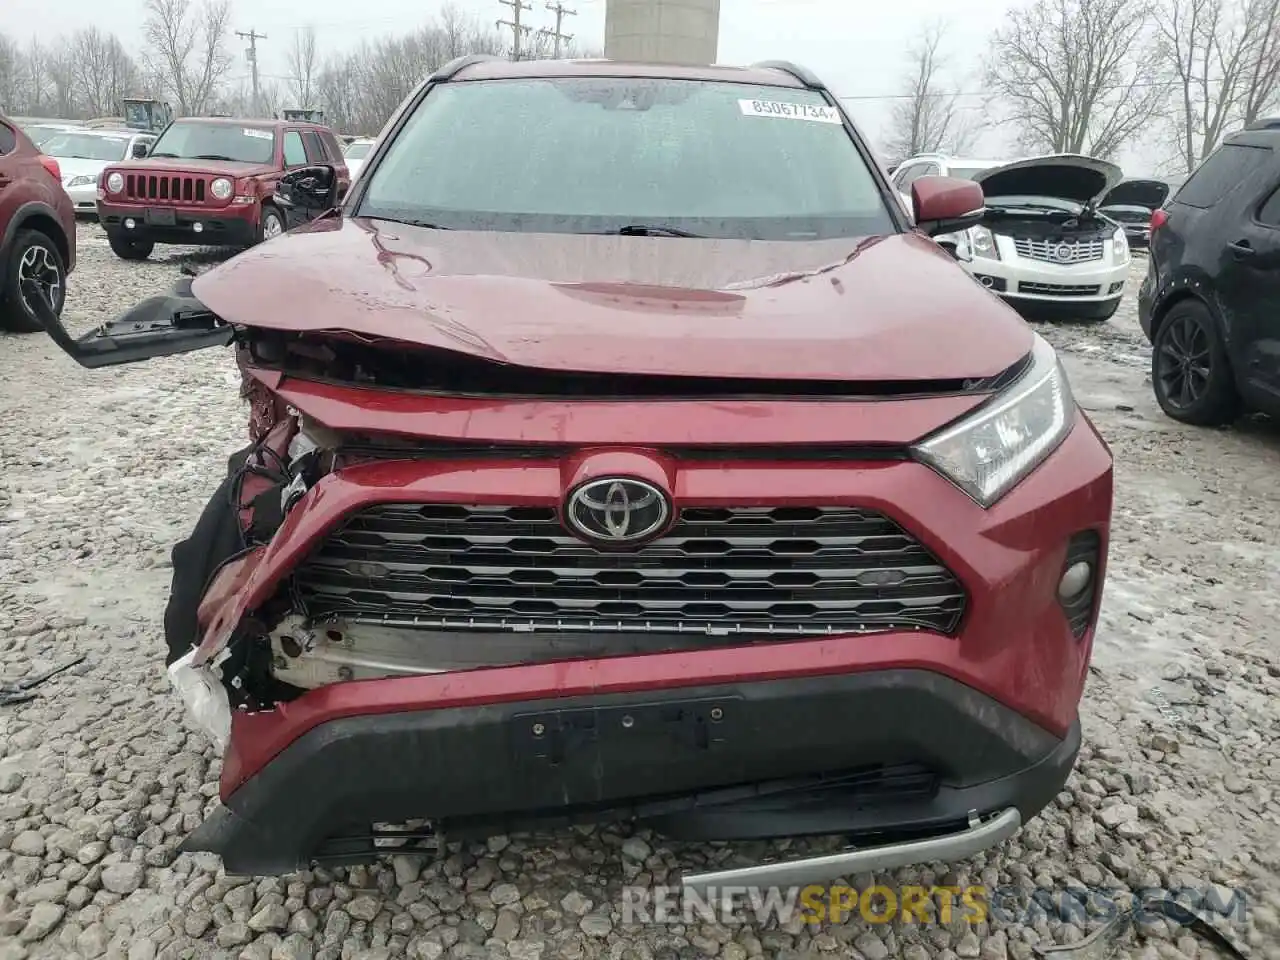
[0,227,1277,960]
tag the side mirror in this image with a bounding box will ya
[912,176,985,237]
[132,141,149,159]
[277,164,336,209]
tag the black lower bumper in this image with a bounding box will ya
[182,670,1081,875]
[1002,294,1123,322]
[101,211,256,246]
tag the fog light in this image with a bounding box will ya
[192,222,203,233]
[1058,561,1092,600]
[124,218,135,229]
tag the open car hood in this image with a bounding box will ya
[1100,178,1172,211]
[975,154,1124,207]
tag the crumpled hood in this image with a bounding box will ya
[976,154,1124,207]
[1100,178,1172,211]
[191,216,1034,383]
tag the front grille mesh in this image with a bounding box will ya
[1012,237,1105,264]
[1019,281,1102,297]
[125,173,208,203]
[292,505,967,637]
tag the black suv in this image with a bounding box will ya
[1139,120,1280,424]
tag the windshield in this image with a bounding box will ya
[23,126,69,146]
[148,122,276,163]
[40,132,131,161]
[947,166,991,181]
[345,141,372,159]
[359,77,895,240]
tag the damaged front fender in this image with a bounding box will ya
[21,277,233,369]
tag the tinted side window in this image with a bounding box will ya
[321,131,344,163]
[1174,143,1272,208]
[1257,183,1280,226]
[0,123,16,155]
[283,131,307,166]
[301,130,326,163]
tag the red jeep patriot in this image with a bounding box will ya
[31,57,1112,891]
[96,116,350,259]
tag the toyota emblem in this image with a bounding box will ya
[565,478,671,544]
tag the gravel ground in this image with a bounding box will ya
[1,224,1278,960]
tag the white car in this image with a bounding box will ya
[343,137,376,180]
[950,155,1130,322]
[40,128,157,216]
[890,153,1009,214]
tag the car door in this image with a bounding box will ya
[1221,179,1280,402]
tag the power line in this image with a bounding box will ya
[497,0,534,60]
[539,2,576,58]
[235,28,268,115]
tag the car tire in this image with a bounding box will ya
[109,233,155,261]
[1151,300,1240,426]
[258,205,286,243]
[0,229,67,334]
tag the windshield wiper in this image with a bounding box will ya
[613,224,704,238]
[192,154,236,161]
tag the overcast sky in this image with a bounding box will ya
[0,0,1159,173]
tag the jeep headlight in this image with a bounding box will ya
[969,225,1000,260]
[1111,227,1128,261]
[913,335,1075,507]
[106,172,124,193]
[211,177,233,200]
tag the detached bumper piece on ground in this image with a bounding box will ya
[26,57,1114,885]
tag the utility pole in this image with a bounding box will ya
[497,0,534,60]
[236,28,268,115]
[539,2,576,58]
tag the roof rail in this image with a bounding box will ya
[435,54,504,81]
[750,60,824,89]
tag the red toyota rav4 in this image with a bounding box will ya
[96,115,349,260]
[30,57,1112,889]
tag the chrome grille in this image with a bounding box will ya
[292,505,967,637]
[124,173,208,203]
[1012,237,1105,264]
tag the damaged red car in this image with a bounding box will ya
[29,56,1112,888]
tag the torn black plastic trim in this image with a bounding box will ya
[23,276,233,369]
[246,330,1034,401]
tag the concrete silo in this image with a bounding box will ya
[604,0,722,65]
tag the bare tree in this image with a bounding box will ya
[882,22,978,159]
[985,0,1168,159]
[1158,0,1280,171]
[23,38,51,116]
[287,25,318,108]
[69,28,140,117]
[0,34,23,113]
[143,0,233,115]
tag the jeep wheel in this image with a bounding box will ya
[259,205,285,243]
[109,233,155,261]
[1,230,67,333]
[1151,301,1240,426]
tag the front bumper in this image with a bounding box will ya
[65,183,99,215]
[98,201,258,246]
[183,670,1082,878]
[179,412,1112,876]
[963,237,1130,303]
